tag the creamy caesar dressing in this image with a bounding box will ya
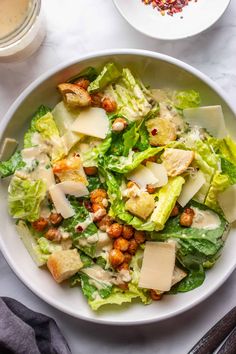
[0,0,30,38]
[192,207,221,230]
[82,265,131,287]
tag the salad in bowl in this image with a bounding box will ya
[1,62,236,311]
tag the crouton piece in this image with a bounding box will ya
[162,148,194,177]
[125,192,155,220]
[146,117,177,146]
[171,266,187,286]
[47,249,83,283]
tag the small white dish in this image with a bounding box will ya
[113,0,231,40]
[0,49,236,325]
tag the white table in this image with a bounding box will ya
[0,1,236,353]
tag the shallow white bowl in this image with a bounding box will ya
[113,0,231,40]
[0,49,236,325]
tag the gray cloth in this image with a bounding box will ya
[0,297,71,354]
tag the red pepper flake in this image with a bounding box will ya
[76,226,84,233]
[151,128,158,136]
[142,0,198,17]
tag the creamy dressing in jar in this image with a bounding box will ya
[0,0,45,62]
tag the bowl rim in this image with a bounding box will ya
[113,0,232,41]
[0,49,236,326]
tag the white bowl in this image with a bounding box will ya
[0,49,236,325]
[113,0,231,40]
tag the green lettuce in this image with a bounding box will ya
[0,151,25,178]
[193,153,215,203]
[100,168,155,231]
[24,105,51,148]
[88,283,150,311]
[37,237,65,255]
[205,172,230,213]
[221,157,236,184]
[152,201,229,291]
[88,63,121,93]
[151,177,185,231]
[68,66,98,83]
[8,176,47,222]
[106,68,152,121]
[102,147,162,174]
[174,90,201,110]
[34,112,60,140]
[82,135,112,167]
[170,267,205,294]
[80,273,113,302]
[15,220,47,266]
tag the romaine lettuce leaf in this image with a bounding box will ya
[80,273,113,303]
[193,153,215,203]
[205,172,230,213]
[88,63,121,93]
[16,220,47,267]
[34,112,60,140]
[152,201,228,291]
[68,66,98,83]
[221,157,236,185]
[102,147,162,174]
[82,135,112,167]
[0,151,25,178]
[8,176,47,222]
[100,167,156,231]
[174,90,201,110]
[170,267,205,293]
[88,283,150,311]
[106,68,152,121]
[37,237,65,255]
[151,176,185,231]
[23,105,51,148]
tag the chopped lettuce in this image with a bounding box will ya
[24,105,51,148]
[106,68,152,121]
[151,176,185,231]
[101,167,156,231]
[16,220,47,266]
[80,273,113,302]
[37,237,64,255]
[170,267,205,294]
[174,90,201,110]
[205,172,230,213]
[8,176,47,222]
[82,135,112,167]
[0,151,25,178]
[68,66,98,83]
[102,147,162,174]
[193,153,215,203]
[152,201,228,291]
[34,112,60,140]
[88,63,121,93]
[221,157,236,185]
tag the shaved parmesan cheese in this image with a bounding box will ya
[71,107,109,139]
[146,162,168,187]
[49,184,75,219]
[52,101,78,135]
[217,185,236,222]
[0,138,18,161]
[178,171,205,207]
[172,266,187,286]
[127,165,159,189]
[138,242,176,291]
[61,130,82,153]
[183,106,227,138]
[57,181,89,197]
[37,166,55,190]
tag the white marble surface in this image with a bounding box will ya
[0,1,236,353]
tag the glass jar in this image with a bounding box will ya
[0,0,46,62]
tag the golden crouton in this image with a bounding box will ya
[162,148,194,177]
[125,192,155,220]
[146,117,177,146]
[47,249,83,283]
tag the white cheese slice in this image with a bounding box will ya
[52,101,78,135]
[49,184,75,219]
[71,107,109,139]
[37,166,56,190]
[146,162,168,187]
[217,184,236,223]
[61,130,83,153]
[138,241,176,291]
[178,171,205,207]
[58,181,89,197]
[183,106,227,138]
[0,138,18,161]
[127,165,159,190]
